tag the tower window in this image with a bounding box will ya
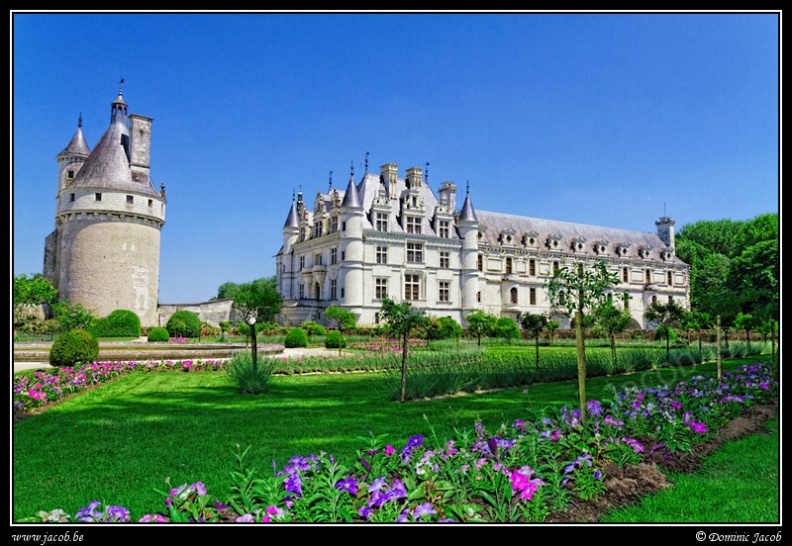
[148,199,153,207]
[67,170,75,179]
[70,193,75,202]
[477,254,483,271]
[95,193,102,201]
[126,195,134,204]
[510,287,518,304]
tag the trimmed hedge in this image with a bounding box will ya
[88,309,141,338]
[147,327,170,342]
[166,310,202,339]
[284,327,308,348]
[49,329,99,367]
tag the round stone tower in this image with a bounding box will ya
[46,90,166,327]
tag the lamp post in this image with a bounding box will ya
[247,315,258,372]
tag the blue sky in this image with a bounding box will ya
[12,11,779,304]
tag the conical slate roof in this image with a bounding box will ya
[458,191,478,222]
[284,200,299,228]
[70,92,159,195]
[58,117,91,157]
[341,176,362,208]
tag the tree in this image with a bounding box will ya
[733,312,760,353]
[546,259,618,422]
[466,310,497,346]
[494,317,520,344]
[229,277,283,324]
[325,305,357,332]
[13,274,58,330]
[379,296,428,403]
[644,300,686,361]
[546,320,561,344]
[591,296,632,367]
[683,309,712,357]
[519,312,548,375]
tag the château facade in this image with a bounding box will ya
[43,90,166,327]
[275,161,690,329]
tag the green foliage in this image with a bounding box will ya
[324,330,347,349]
[52,302,97,333]
[147,327,170,342]
[302,321,327,337]
[495,317,520,341]
[13,273,58,327]
[49,329,99,367]
[466,310,498,346]
[325,305,357,330]
[224,351,277,395]
[88,309,141,338]
[284,327,308,348]
[166,310,203,338]
[379,296,430,403]
[425,316,463,340]
[228,277,283,325]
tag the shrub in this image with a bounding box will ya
[147,327,170,342]
[324,330,347,349]
[49,329,99,367]
[225,352,276,395]
[495,317,521,341]
[426,316,463,340]
[166,310,202,339]
[88,309,141,338]
[302,321,327,337]
[284,327,308,348]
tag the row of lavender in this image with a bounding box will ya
[18,358,777,523]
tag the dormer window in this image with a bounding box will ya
[594,240,609,254]
[499,229,516,246]
[660,248,673,261]
[571,237,587,252]
[638,246,652,259]
[615,243,630,257]
[547,233,562,249]
[522,231,539,247]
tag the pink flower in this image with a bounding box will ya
[384,444,396,456]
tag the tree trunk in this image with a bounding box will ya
[610,332,617,367]
[250,321,258,374]
[400,332,409,403]
[534,334,540,377]
[575,310,587,422]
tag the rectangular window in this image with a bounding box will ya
[559,291,566,305]
[505,257,513,274]
[341,287,345,299]
[406,216,422,234]
[126,195,133,204]
[477,254,483,271]
[148,199,153,207]
[67,170,75,179]
[299,256,305,270]
[330,248,338,265]
[405,274,420,300]
[438,280,450,302]
[510,287,518,304]
[667,271,673,285]
[299,284,305,299]
[95,193,102,201]
[439,251,449,269]
[438,220,450,238]
[341,251,345,261]
[376,246,388,264]
[375,212,388,232]
[668,295,674,303]
[646,270,652,284]
[406,242,423,263]
[623,267,629,283]
[553,260,560,273]
[530,287,536,305]
[70,193,75,202]
[331,216,338,233]
[330,279,337,300]
[342,221,346,231]
[315,253,322,266]
[313,221,323,238]
[529,259,536,276]
[476,291,481,303]
[375,278,388,300]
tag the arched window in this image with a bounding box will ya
[510,287,518,304]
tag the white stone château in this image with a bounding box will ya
[276,161,689,329]
[43,90,166,327]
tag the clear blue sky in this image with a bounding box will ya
[12,11,780,304]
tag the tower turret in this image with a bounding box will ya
[339,176,364,309]
[457,183,480,318]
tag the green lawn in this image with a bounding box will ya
[12,356,777,522]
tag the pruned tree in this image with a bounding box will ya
[466,310,497,347]
[325,305,356,332]
[230,276,283,372]
[733,312,760,353]
[546,259,619,422]
[379,296,429,403]
[519,312,548,375]
[591,295,632,367]
[644,300,687,362]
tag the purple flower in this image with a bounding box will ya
[689,420,707,434]
[358,506,372,520]
[587,399,603,417]
[335,476,358,495]
[413,502,436,520]
[139,514,168,523]
[192,481,207,496]
[235,513,255,522]
[105,505,130,522]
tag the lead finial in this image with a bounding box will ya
[350,160,354,179]
[425,162,430,185]
[78,113,83,128]
[329,170,333,191]
[466,180,470,194]
[365,151,369,175]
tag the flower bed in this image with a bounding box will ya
[22,362,778,523]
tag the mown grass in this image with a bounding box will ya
[12,356,776,522]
